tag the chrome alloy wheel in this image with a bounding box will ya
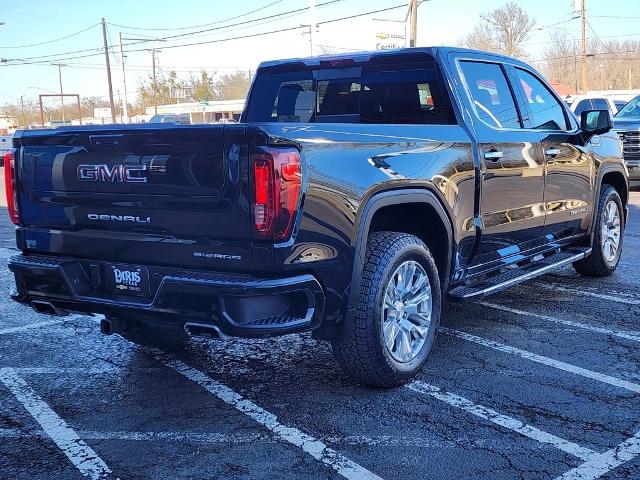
[601,200,622,263]
[382,260,433,363]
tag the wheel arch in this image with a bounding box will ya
[342,188,454,337]
[595,164,629,225]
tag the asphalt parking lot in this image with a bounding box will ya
[1,174,639,479]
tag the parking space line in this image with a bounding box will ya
[0,426,595,451]
[0,367,112,480]
[440,327,640,394]
[0,320,64,335]
[14,366,123,375]
[532,282,640,306]
[153,352,384,480]
[554,429,640,480]
[407,381,597,461]
[481,302,640,344]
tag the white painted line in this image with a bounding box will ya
[153,352,383,480]
[532,282,640,306]
[0,320,63,335]
[554,429,640,480]
[0,427,572,450]
[407,381,597,461]
[0,367,112,480]
[440,327,640,394]
[13,366,122,375]
[481,302,640,344]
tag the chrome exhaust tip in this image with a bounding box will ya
[183,322,230,340]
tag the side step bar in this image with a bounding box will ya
[448,248,591,303]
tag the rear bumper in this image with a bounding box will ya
[8,254,325,338]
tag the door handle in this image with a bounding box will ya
[484,150,504,161]
[544,147,560,157]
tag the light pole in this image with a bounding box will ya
[537,25,580,94]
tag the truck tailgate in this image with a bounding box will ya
[14,124,257,269]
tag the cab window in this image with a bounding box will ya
[515,69,569,130]
[459,61,522,129]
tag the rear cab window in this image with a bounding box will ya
[244,57,456,125]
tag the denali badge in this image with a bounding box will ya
[88,214,151,224]
[77,164,148,183]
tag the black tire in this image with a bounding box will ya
[573,185,624,277]
[332,231,441,388]
[115,317,189,351]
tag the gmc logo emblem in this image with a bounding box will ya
[77,164,148,183]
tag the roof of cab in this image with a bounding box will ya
[256,46,528,70]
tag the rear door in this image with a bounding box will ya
[457,59,546,267]
[511,67,594,241]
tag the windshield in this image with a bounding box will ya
[615,96,640,119]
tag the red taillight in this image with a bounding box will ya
[252,147,301,241]
[4,150,19,225]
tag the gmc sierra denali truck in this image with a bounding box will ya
[5,47,628,387]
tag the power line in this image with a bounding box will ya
[123,0,342,42]
[108,0,284,31]
[2,3,407,66]
[2,0,341,63]
[0,23,100,49]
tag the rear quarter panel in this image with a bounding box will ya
[255,122,475,320]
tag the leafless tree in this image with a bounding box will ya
[465,2,535,58]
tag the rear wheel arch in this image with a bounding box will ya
[346,189,454,322]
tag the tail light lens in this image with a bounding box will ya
[4,149,19,225]
[252,147,302,242]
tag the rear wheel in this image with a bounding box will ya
[573,185,624,277]
[332,232,441,387]
[113,317,189,351]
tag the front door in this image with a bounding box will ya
[510,67,594,241]
[458,60,546,267]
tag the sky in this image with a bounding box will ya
[0,0,638,107]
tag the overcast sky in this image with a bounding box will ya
[0,0,637,105]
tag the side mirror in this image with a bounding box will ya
[581,109,612,138]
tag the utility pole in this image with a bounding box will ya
[52,63,66,122]
[408,0,418,47]
[118,32,129,124]
[19,95,25,127]
[580,0,588,93]
[308,0,317,56]
[151,49,159,114]
[101,18,116,123]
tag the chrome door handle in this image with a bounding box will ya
[484,150,504,161]
[545,147,560,157]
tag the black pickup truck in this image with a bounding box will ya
[5,47,628,387]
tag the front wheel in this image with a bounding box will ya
[332,232,441,388]
[573,185,624,277]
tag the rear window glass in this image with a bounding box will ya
[244,62,455,125]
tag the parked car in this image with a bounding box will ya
[614,95,640,188]
[148,114,191,125]
[614,99,629,112]
[6,47,627,387]
[569,95,618,117]
[0,135,11,167]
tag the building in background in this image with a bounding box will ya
[146,99,245,124]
